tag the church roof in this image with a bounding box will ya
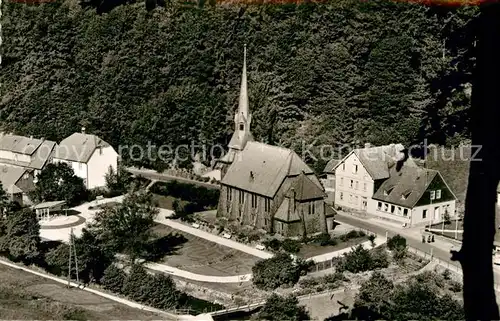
[220,141,316,198]
[286,172,326,201]
[274,200,301,222]
[228,129,254,151]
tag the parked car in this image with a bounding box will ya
[255,244,265,250]
[192,223,200,229]
[222,232,232,239]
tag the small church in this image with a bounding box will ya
[215,46,335,238]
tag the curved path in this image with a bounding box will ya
[40,215,86,230]
[40,196,387,284]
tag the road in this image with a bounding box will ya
[126,167,220,190]
[335,212,500,284]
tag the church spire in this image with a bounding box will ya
[238,44,249,118]
[227,44,254,152]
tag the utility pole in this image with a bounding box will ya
[67,228,79,288]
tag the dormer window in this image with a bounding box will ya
[384,187,394,196]
[401,190,411,200]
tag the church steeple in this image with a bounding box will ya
[228,44,254,152]
[238,44,249,120]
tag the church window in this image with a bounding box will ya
[308,202,315,215]
[264,198,271,212]
[251,194,257,208]
[239,123,244,131]
[239,191,244,204]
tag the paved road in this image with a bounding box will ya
[335,212,500,284]
[127,167,220,190]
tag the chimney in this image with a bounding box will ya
[81,127,86,134]
[29,135,33,140]
[364,143,371,149]
[249,171,254,181]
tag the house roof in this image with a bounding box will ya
[220,141,317,197]
[0,135,43,155]
[286,171,326,201]
[0,165,27,194]
[323,159,340,174]
[372,165,439,208]
[354,144,411,180]
[32,200,66,210]
[0,135,56,170]
[55,133,110,163]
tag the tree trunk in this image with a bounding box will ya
[453,3,500,320]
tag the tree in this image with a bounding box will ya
[351,272,394,320]
[101,264,126,294]
[121,264,151,302]
[1,209,40,263]
[387,235,407,251]
[350,271,465,320]
[146,273,179,310]
[281,239,301,254]
[387,235,408,261]
[30,163,88,206]
[257,294,309,321]
[89,190,158,262]
[44,229,114,283]
[336,245,388,274]
[105,165,133,197]
[252,253,302,290]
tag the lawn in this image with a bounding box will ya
[152,194,187,210]
[298,236,369,259]
[152,224,260,277]
[0,264,160,320]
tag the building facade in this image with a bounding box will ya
[328,143,457,227]
[0,134,56,180]
[53,131,118,189]
[216,46,334,238]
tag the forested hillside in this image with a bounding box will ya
[1,0,477,168]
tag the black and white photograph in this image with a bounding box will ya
[1,0,499,319]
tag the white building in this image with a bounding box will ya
[0,134,56,179]
[328,143,457,227]
[53,131,118,189]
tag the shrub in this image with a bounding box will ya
[337,245,388,273]
[371,247,390,269]
[248,233,261,243]
[299,278,319,289]
[442,269,451,280]
[368,234,376,247]
[387,235,407,251]
[101,264,126,294]
[449,280,462,293]
[316,233,333,246]
[282,239,301,253]
[263,238,282,252]
[392,246,407,261]
[122,264,151,302]
[252,253,302,290]
[150,181,220,209]
[62,308,88,321]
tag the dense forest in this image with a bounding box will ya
[1,0,477,169]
